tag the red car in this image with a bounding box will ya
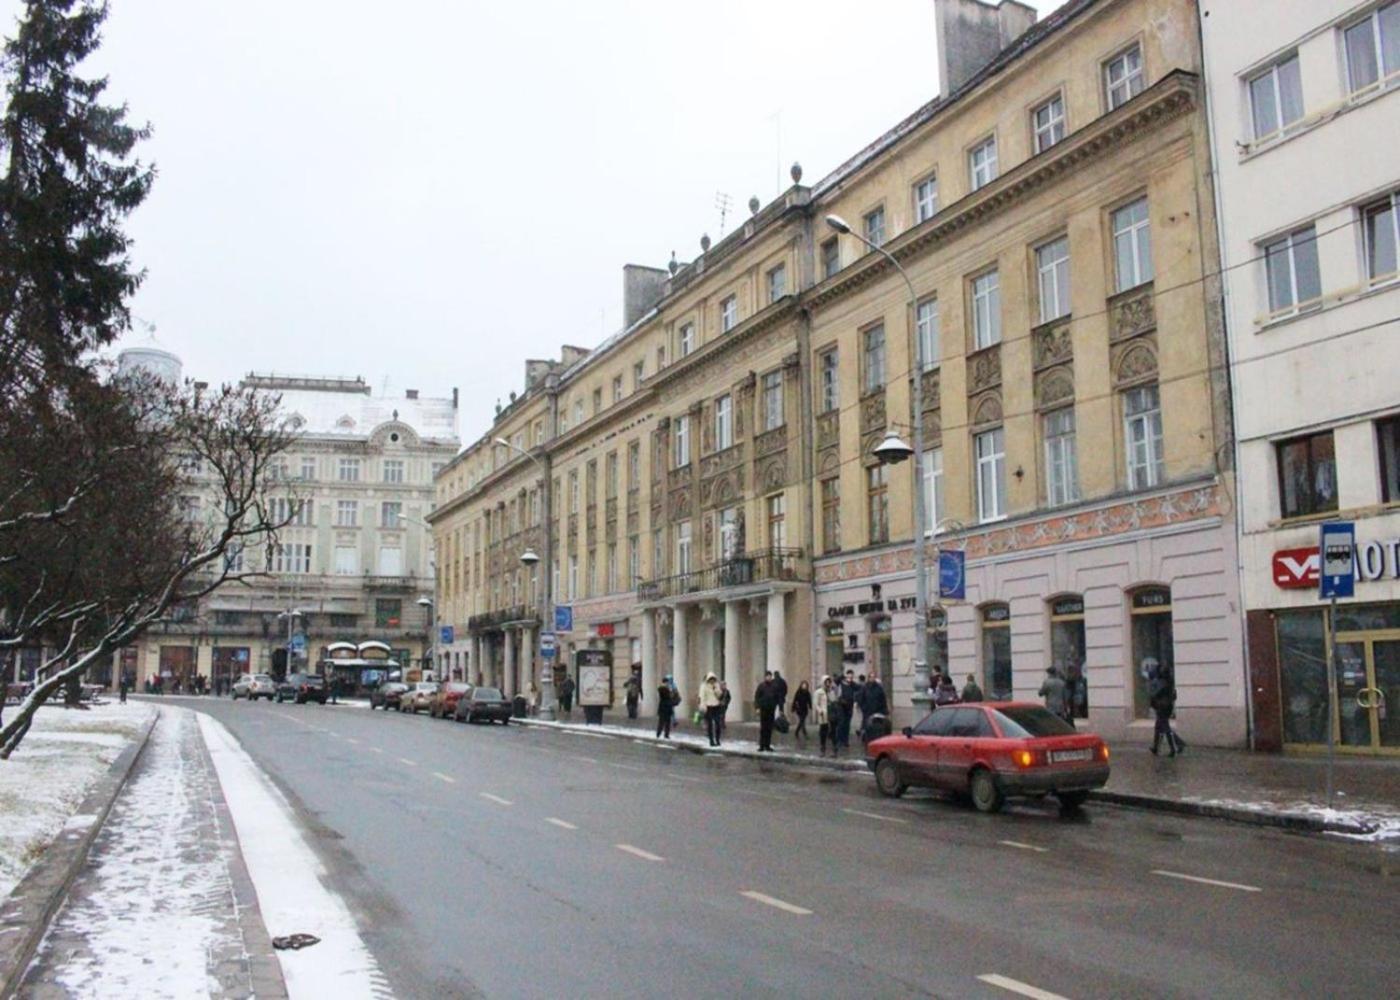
[429,682,472,719]
[865,702,1110,813]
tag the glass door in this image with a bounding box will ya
[1334,642,1370,748]
[1374,640,1400,749]
[1332,632,1400,753]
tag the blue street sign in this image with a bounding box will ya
[289,633,307,653]
[554,605,573,632]
[540,631,558,659]
[1319,522,1355,599]
[440,625,455,645]
[938,550,966,601]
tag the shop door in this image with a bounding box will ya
[1333,634,1400,753]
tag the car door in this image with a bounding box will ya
[934,708,984,791]
[902,710,954,786]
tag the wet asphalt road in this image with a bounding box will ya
[177,696,1398,1000]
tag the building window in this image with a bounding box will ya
[656,344,665,371]
[818,348,839,413]
[864,207,886,248]
[767,263,787,302]
[336,500,358,527]
[821,477,841,552]
[1249,54,1304,139]
[679,322,695,357]
[606,543,617,593]
[1277,430,1338,518]
[762,371,784,431]
[573,399,584,426]
[914,175,939,223]
[333,545,358,575]
[627,440,641,490]
[273,543,312,574]
[1112,197,1153,292]
[676,520,692,575]
[568,471,579,514]
[674,414,690,468]
[1130,586,1173,718]
[300,457,316,481]
[633,360,645,391]
[1036,237,1071,323]
[980,603,1012,700]
[714,394,733,450]
[337,458,360,482]
[915,298,940,370]
[1105,43,1145,110]
[375,599,402,629]
[866,465,889,545]
[821,238,840,279]
[922,446,945,534]
[612,375,624,403]
[382,459,404,484]
[381,501,402,528]
[605,451,619,498]
[1380,417,1400,502]
[971,269,1001,349]
[1032,93,1065,152]
[1363,191,1399,283]
[862,325,886,394]
[592,388,602,415]
[1050,596,1088,719]
[1263,226,1322,315]
[568,555,578,598]
[1044,408,1080,507]
[719,507,740,559]
[969,136,998,191]
[766,493,786,549]
[1123,384,1165,490]
[628,535,640,588]
[1344,2,1400,94]
[720,295,738,333]
[975,428,1007,523]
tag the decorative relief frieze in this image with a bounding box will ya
[919,368,941,412]
[754,426,787,459]
[816,410,840,452]
[970,390,1003,429]
[1112,336,1158,387]
[700,443,744,479]
[1035,364,1075,411]
[1033,321,1072,371]
[859,389,886,436]
[1110,284,1156,342]
[757,455,787,492]
[968,344,1002,394]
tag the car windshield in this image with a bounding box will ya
[254,675,272,682]
[474,687,503,700]
[446,683,470,693]
[993,705,1078,738]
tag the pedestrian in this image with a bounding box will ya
[772,670,788,713]
[718,680,732,735]
[328,674,340,705]
[1039,667,1069,723]
[118,670,129,704]
[961,673,983,703]
[791,680,811,740]
[835,670,858,753]
[814,677,833,756]
[625,668,642,720]
[656,676,675,739]
[933,673,960,706]
[559,673,575,718]
[1147,659,1184,756]
[754,670,781,751]
[699,673,724,747]
[528,681,540,717]
[854,673,868,732]
[858,673,889,743]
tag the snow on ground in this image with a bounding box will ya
[527,717,867,770]
[0,702,153,899]
[197,711,391,999]
[1184,796,1400,846]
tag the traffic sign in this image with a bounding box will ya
[937,550,966,601]
[1318,522,1355,599]
[539,631,557,651]
[554,605,573,632]
[289,633,307,654]
[440,625,455,645]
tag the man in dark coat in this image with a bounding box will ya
[835,670,859,753]
[960,673,984,702]
[754,671,781,752]
[656,677,675,739]
[772,670,788,713]
[625,668,641,719]
[858,675,889,743]
[559,674,575,717]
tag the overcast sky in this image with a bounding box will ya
[6,0,1064,435]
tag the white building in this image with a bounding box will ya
[1201,0,1400,755]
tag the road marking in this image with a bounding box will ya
[344,737,360,745]
[739,890,812,916]
[1151,870,1261,893]
[578,756,599,764]
[999,840,1049,853]
[398,758,418,767]
[977,973,1070,999]
[432,772,456,784]
[615,844,664,862]
[369,747,384,754]
[841,807,908,824]
[545,817,578,830]
[479,793,513,806]
[609,762,645,772]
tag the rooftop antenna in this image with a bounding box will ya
[715,191,733,235]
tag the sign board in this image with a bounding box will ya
[439,625,455,645]
[539,631,557,659]
[1273,547,1321,589]
[575,648,613,707]
[1319,522,1355,599]
[554,605,573,632]
[288,633,307,654]
[938,550,966,601]
[596,622,615,638]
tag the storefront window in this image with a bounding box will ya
[824,621,844,680]
[1334,603,1400,633]
[981,603,1012,700]
[1277,610,1328,745]
[871,616,893,692]
[1130,587,1173,718]
[1050,596,1088,718]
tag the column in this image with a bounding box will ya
[766,592,786,686]
[503,629,517,699]
[723,600,741,686]
[671,603,690,714]
[521,625,535,699]
[470,635,481,685]
[641,610,658,716]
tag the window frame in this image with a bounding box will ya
[1035,236,1071,323]
[678,322,695,358]
[818,347,840,413]
[1111,197,1154,293]
[1248,52,1304,140]
[1363,191,1400,284]
[1123,384,1165,490]
[821,476,841,552]
[766,263,787,303]
[1031,92,1066,153]
[1378,416,1400,503]
[1275,430,1339,519]
[915,297,940,371]
[720,295,738,333]
[1104,42,1145,110]
[673,414,691,468]
[922,446,945,536]
[866,464,890,545]
[1344,2,1400,95]
[914,174,939,223]
[335,499,359,528]
[761,370,784,431]
[821,237,840,280]
[1262,225,1322,316]
[862,324,887,394]
[971,268,1002,350]
[1043,407,1080,507]
[968,135,998,191]
[714,394,734,450]
[766,492,787,550]
[975,427,1007,523]
[863,205,887,248]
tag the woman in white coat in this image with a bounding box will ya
[814,676,833,757]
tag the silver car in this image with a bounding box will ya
[232,673,277,701]
[398,681,440,714]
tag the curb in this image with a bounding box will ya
[0,709,159,998]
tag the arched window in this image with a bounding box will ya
[980,603,1012,700]
[1049,595,1087,719]
[1129,586,1173,718]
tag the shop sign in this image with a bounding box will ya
[596,622,615,638]
[575,649,613,707]
[826,596,917,619]
[1051,597,1084,617]
[1272,537,1400,590]
[1273,547,1319,589]
[1131,589,1171,610]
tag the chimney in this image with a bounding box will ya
[452,387,459,410]
[622,264,668,329]
[934,0,1037,96]
[405,389,419,400]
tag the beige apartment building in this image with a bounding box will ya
[434,0,1248,744]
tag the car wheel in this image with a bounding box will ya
[874,757,907,798]
[1058,790,1090,810]
[969,768,1004,814]
[501,718,509,726]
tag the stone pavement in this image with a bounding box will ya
[19,706,285,999]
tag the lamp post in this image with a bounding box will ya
[496,437,556,721]
[826,214,933,715]
[276,608,305,680]
[416,596,436,680]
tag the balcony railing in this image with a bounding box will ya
[363,575,416,591]
[467,605,541,632]
[637,547,806,603]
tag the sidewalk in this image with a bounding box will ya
[523,710,1400,843]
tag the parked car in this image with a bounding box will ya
[865,703,1110,813]
[231,673,276,701]
[428,682,472,719]
[276,673,327,705]
[398,681,439,714]
[454,685,512,724]
[370,682,409,711]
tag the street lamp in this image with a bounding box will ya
[826,213,935,717]
[276,608,305,680]
[496,437,556,721]
[416,596,435,681]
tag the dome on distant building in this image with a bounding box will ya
[117,345,183,384]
